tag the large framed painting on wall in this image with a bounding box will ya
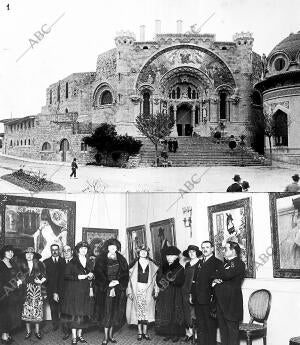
[126,225,147,265]
[270,192,300,278]
[0,194,76,261]
[82,228,118,259]
[208,197,255,278]
[150,218,176,264]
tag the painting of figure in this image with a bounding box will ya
[0,194,76,260]
[270,193,300,278]
[126,225,146,265]
[208,198,254,278]
[150,218,175,264]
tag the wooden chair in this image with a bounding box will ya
[239,289,272,345]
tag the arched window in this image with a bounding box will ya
[100,90,113,105]
[17,140,19,146]
[65,82,69,99]
[172,90,175,99]
[50,90,52,105]
[24,139,27,145]
[192,90,196,99]
[28,139,31,145]
[274,110,288,146]
[142,92,150,115]
[65,108,68,113]
[188,87,191,99]
[42,142,51,151]
[60,138,70,151]
[10,140,12,147]
[20,140,22,146]
[176,87,181,99]
[219,92,228,120]
[81,141,88,151]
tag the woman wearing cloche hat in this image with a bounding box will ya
[155,246,185,342]
[126,245,159,341]
[182,245,202,343]
[20,247,46,341]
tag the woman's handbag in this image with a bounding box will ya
[209,293,217,319]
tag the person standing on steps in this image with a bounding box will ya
[70,158,78,179]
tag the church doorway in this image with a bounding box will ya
[273,110,288,146]
[176,104,192,136]
[60,138,70,162]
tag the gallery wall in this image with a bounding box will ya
[127,192,300,345]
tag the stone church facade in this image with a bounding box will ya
[1,21,263,163]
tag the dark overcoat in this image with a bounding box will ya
[61,256,94,318]
[155,259,185,334]
[94,252,129,328]
[213,257,245,321]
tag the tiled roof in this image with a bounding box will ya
[269,31,300,60]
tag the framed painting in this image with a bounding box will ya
[270,192,300,278]
[0,194,76,261]
[208,197,255,278]
[150,218,176,264]
[82,227,118,259]
[126,225,147,264]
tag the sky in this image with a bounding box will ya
[0,0,299,122]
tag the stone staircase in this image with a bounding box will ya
[137,136,270,167]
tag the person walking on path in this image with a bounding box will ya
[70,158,78,179]
[284,174,300,192]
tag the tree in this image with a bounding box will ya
[135,111,175,166]
[83,123,142,165]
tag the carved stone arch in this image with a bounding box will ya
[93,82,114,108]
[135,44,236,90]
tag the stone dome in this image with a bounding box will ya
[268,31,300,60]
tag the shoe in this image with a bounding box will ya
[109,337,117,343]
[137,334,143,341]
[63,333,71,340]
[143,334,151,341]
[34,333,42,340]
[77,336,87,344]
[24,332,31,340]
[71,339,77,345]
[163,336,171,341]
[101,341,108,345]
[172,337,179,343]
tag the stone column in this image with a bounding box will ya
[171,104,177,137]
[192,104,196,128]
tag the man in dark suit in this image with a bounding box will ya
[43,244,65,331]
[61,245,73,340]
[213,241,245,345]
[193,241,222,345]
[226,174,242,192]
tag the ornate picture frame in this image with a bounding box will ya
[208,197,255,278]
[126,225,147,264]
[0,194,76,260]
[270,192,300,278]
[82,227,118,259]
[150,218,176,264]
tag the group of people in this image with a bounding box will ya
[226,174,250,192]
[0,238,245,345]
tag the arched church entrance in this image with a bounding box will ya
[60,138,70,162]
[273,110,288,146]
[176,104,192,136]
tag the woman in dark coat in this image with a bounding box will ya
[20,247,46,340]
[0,245,23,344]
[182,245,202,343]
[155,246,185,343]
[94,238,129,345]
[61,241,95,345]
